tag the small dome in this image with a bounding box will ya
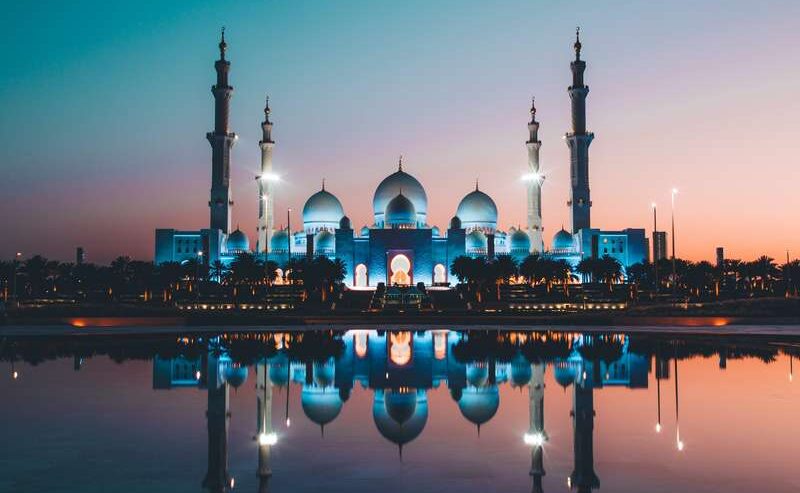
[270,229,289,253]
[552,229,576,251]
[510,229,531,252]
[458,386,500,426]
[222,365,249,389]
[456,189,498,233]
[226,228,250,253]
[554,362,577,388]
[314,230,335,253]
[339,216,352,230]
[466,230,487,252]
[385,193,416,227]
[301,387,343,426]
[373,167,428,226]
[268,356,290,386]
[360,226,370,237]
[510,355,533,388]
[449,216,462,230]
[303,188,345,233]
[431,226,441,237]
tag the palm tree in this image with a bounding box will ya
[209,260,228,283]
[598,256,623,292]
[750,256,778,294]
[450,256,474,284]
[519,255,544,287]
[552,259,576,298]
[683,261,715,298]
[782,260,800,297]
[229,252,263,286]
[263,260,279,286]
[490,255,518,300]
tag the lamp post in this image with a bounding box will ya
[286,208,292,259]
[670,188,678,297]
[196,251,203,299]
[651,203,659,295]
[12,252,21,306]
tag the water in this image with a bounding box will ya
[1,328,799,493]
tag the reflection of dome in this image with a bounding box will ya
[552,229,576,251]
[466,230,487,252]
[466,363,490,387]
[226,228,250,253]
[554,362,577,388]
[450,216,462,230]
[456,189,498,233]
[458,386,500,427]
[510,229,531,253]
[268,358,289,386]
[510,355,533,387]
[222,365,249,389]
[270,229,289,253]
[373,389,428,448]
[303,187,344,233]
[314,230,335,254]
[313,360,335,387]
[432,226,441,237]
[385,193,416,227]
[301,387,343,427]
[360,226,370,237]
[339,216,351,229]
[373,168,427,226]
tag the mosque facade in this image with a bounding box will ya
[154,29,647,285]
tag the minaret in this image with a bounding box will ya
[526,97,545,253]
[256,361,274,493]
[528,363,547,493]
[569,370,600,493]
[207,28,236,234]
[565,28,594,234]
[257,96,275,255]
[202,348,231,492]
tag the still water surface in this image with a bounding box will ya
[1,328,799,493]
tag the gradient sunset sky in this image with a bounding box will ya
[1,0,798,263]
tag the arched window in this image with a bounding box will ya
[434,263,446,283]
[355,264,368,287]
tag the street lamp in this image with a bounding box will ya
[670,188,678,297]
[651,203,659,295]
[12,252,21,306]
[196,251,203,299]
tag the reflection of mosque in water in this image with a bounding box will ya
[152,331,650,492]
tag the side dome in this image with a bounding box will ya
[314,230,335,254]
[270,229,289,253]
[222,364,249,389]
[384,193,416,228]
[466,230,487,253]
[510,229,531,253]
[554,361,577,388]
[552,229,576,252]
[360,226,370,237]
[458,386,500,427]
[303,187,345,233]
[226,228,250,253]
[301,387,343,427]
[339,216,352,230]
[456,188,498,233]
[510,354,533,388]
[431,226,441,237]
[373,166,428,226]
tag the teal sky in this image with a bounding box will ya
[1,0,799,262]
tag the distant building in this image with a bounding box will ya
[716,247,725,268]
[653,231,668,262]
[76,247,85,265]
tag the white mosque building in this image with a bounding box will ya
[154,29,647,286]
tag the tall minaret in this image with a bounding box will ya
[256,361,274,493]
[528,363,547,493]
[565,28,594,234]
[257,96,275,255]
[526,97,545,253]
[207,28,236,234]
[569,369,600,493]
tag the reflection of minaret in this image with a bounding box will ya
[674,357,685,451]
[565,27,594,234]
[207,28,236,234]
[256,360,274,493]
[528,363,547,493]
[257,96,275,254]
[526,98,544,253]
[202,351,231,493]
[569,374,599,493]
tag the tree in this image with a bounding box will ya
[450,256,475,284]
[229,253,263,286]
[209,260,228,283]
[684,261,715,298]
[519,255,544,287]
[598,256,623,292]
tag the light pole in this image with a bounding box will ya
[12,252,21,306]
[651,203,659,295]
[670,188,678,297]
[286,208,292,259]
[196,251,203,299]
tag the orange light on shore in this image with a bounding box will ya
[71,319,87,328]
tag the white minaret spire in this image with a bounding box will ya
[526,97,545,253]
[566,27,594,234]
[208,27,236,234]
[257,95,275,255]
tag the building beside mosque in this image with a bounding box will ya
[154,29,647,285]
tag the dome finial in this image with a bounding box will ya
[530,96,536,117]
[264,94,271,117]
[574,26,582,60]
[475,178,479,192]
[219,26,227,60]
[398,154,403,172]
[322,178,326,191]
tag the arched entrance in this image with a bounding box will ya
[355,264,368,287]
[434,263,446,284]
[389,254,412,286]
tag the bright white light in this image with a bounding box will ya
[677,440,685,451]
[521,172,543,183]
[259,173,282,183]
[651,202,657,209]
[672,187,679,195]
[12,371,19,380]
[789,373,794,382]
[286,418,291,427]
[524,432,547,447]
[655,423,662,433]
[198,251,203,257]
[195,370,201,380]
[258,432,278,446]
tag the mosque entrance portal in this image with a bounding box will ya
[388,252,413,286]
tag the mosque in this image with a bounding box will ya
[154,29,648,285]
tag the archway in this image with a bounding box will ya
[433,263,446,284]
[355,264,368,287]
[390,254,412,286]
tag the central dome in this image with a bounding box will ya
[373,164,427,227]
[303,186,345,234]
[385,193,416,227]
[456,188,498,233]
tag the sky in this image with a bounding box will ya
[1,0,798,264]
